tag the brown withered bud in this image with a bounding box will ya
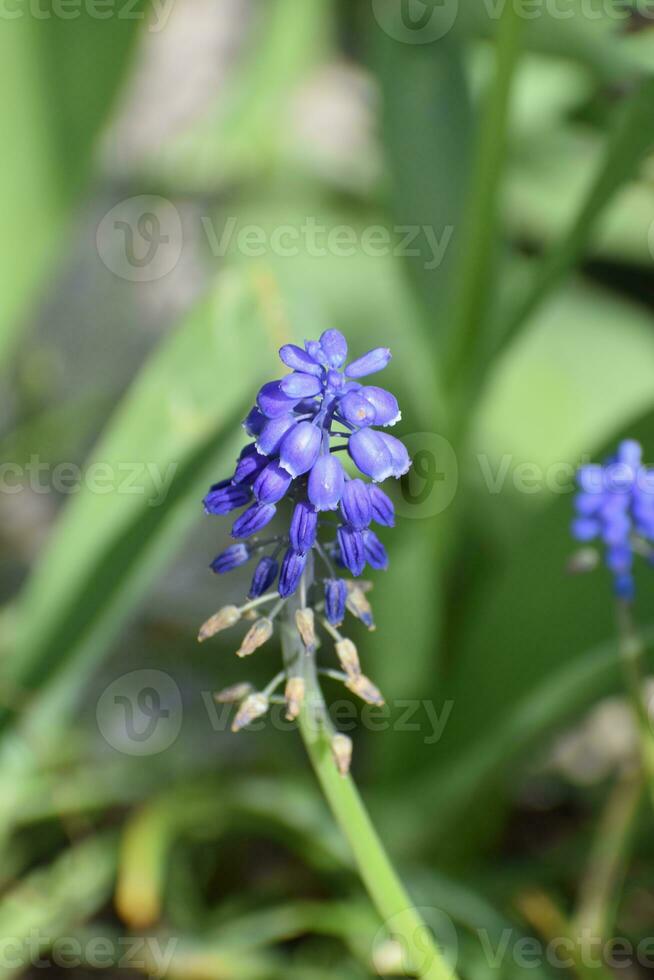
[345,673,385,706]
[346,586,376,631]
[567,547,600,575]
[335,638,361,678]
[295,608,316,649]
[232,693,269,732]
[331,733,353,776]
[198,605,241,642]
[284,677,305,721]
[236,617,273,657]
[214,682,254,704]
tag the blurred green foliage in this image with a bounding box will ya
[2,0,654,977]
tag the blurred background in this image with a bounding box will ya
[2,1,654,977]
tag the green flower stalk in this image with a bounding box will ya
[200,332,457,979]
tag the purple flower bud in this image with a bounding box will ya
[204,480,251,515]
[574,491,602,518]
[348,428,393,482]
[295,397,320,415]
[606,461,636,493]
[308,454,345,511]
[618,439,642,468]
[340,479,372,530]
[243,407,266,436]
[345,347,391,379]
[256,415,297,456]
[363,529,388,570]
[606,545,632,573]
[279,344,324,377]
[279,421,322,478]
[360,386,401,426]
[325,578,347,626]
[377,432,411,478]
[211,543,250,574]
[337,526,366,576]
[253,461,292,504]
[578,465,604,494]
[257,381,300,419]
[278,548,308,598]
[289,501,318,553]
[319,329,348,368]
[303,339,328,365]
[368,485,395,526]
[248,556,279,598]
[325,369,344,393]
[602,512,630,546]
[231,502,276,539]
[571,517,600,542]
[280,372,323,399]
[614,573,635,600]
[233,444,268,484]
[339,391,376,428]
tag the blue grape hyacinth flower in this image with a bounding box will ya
[571,439,654,600]
[204,329,409,602]
[200,330,410,757]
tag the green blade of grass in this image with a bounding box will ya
[493,75,654,364]
[445,0,525,395]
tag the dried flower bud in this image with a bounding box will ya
[232,693,269,732]
[335,638,360,678]
[567,547,600,575]
[237,617,273,657]
[346,579,373,595]
[346,586,375,630]
[285,677,305,721]
[372,940,405,976]
[331,733,353,776]
[214,682,254,704]
[198,605,241,642]
[345,673,385,706]
[295,608,316,649]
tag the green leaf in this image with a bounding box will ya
[0,834,117,980]
[0,6,142,364]
[146,0,331,191]
[449,1,650,82]
[476,279,654,471]
[373,34,472,343]
[445,0,525,389]
[32,2,144,198]
[0,19,61,364]
[494,75,654,361]
[0,269,291,837]
[388,403,654,856]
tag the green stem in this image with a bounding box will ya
[616,601,654,810]
[445,0,524,394]
[281,610,457,980]
[574,770,643,943]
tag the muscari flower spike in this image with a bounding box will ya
[570,439,654,601]
[200,330,411,773]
